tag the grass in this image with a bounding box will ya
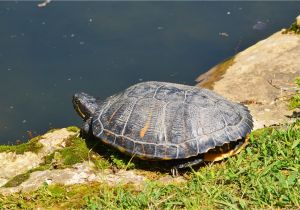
[1,119,300,209]
[289,77,300,110]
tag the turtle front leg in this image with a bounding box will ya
[81,117,93,135]
[171,158,204,177]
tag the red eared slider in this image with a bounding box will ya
[73,81,253,175]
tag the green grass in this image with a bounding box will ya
[83,120,300,209]
[1,120,300,209]
[289,77,300,110]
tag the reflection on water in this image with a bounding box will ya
[0,2,299,144]
[253,20,268,30]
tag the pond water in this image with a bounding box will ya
[0,2,299,144]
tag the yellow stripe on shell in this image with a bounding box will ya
[139,111,152,138]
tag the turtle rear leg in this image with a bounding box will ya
[171,158,204,177]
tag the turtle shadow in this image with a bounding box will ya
[82,132,204,174]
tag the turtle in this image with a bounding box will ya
[73,81,253,175]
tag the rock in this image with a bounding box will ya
[297,15,300,27]
[158,175,186,185]
[101,169,146,188]
[0,161,147,195]
[0,128,76,187]
[197,31,300,129]
[0,162,99,195]
[0,128,151,195]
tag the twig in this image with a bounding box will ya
[267,79,299,92]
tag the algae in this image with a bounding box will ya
[196,56,235,90]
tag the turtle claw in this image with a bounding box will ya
[171,167,179,177]
[171,158,204,177]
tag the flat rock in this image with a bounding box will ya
[0,128,182,195]
[0,161,147,195]
[0,128,75,187]
[197,32,300,129]
[0,162,99,195]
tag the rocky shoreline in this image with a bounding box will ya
[1,18,299,195]
[197,30,300,129]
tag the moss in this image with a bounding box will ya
[0,135,43,154]
[46,128,59,133]
[3,163,54,188]
[2,134,101,188]
[62,136,90,165]
[289,77,300,110]
[0,127,80,154]
[43,134,110,169]
[66,126,80,133]
[0,127,79,155]
[282,22,300,34]
[42,136,88,167]
[30,164,52,173]
[197,56,235,90]
[3,173,30,188]
[0,130,111,190]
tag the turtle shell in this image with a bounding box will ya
[91,81,253,160]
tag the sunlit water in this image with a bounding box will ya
[0,1,299,144]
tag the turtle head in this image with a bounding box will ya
[73,92,98,120]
